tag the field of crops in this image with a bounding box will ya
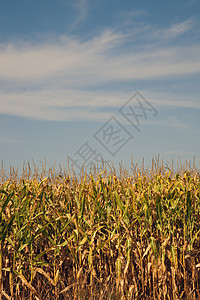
[0,160,200,299]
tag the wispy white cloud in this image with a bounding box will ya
[146,92,200,110]
[0,88,122,121]
[152,19,194,39]
[169,20,193,36]
[0,87,199,123]
[69,0,88,29]
[0,29,200,84]
[0,23,200,122]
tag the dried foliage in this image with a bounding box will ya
[0,158,200,299]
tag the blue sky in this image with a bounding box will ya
[0,0,200,174]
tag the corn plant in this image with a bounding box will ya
[0,159,200,299]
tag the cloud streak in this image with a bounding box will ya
[0,87,199,123]
[0,21,200,122]
[69,0,88,29]
[153,19,194,39]
[0,28,199,84]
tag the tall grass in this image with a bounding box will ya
[0,158,200,299]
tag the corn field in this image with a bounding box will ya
[0,159,200,299]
